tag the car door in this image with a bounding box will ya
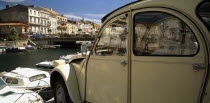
[131,9,208,103]
[86,13,129,103]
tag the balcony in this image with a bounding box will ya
[29,22,41,26]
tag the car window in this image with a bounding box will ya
[198,2,210,31]
[95,15,128,56]
[134,12,198,56]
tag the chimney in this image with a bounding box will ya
[50,8,53,11]
[6,5,9,9]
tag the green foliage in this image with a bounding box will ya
[78,28,82,31]
[7,27,18,41]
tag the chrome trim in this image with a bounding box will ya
[132,60,198,65]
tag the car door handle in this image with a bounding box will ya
[193,64,205,71]
[121,61,127,66]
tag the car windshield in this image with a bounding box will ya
[198,2,210,30]
[0,78,7,90]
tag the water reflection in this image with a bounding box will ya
[0,48,80,72]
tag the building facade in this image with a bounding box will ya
[37,7,67,35]
[28,6,50,34]
[50,17,57,34]
[0,4,29,35]
[77,20,100,36]
[66,20,78,35]
[0,23,27,35]
[0,4,100,37]
[0,4,52,35]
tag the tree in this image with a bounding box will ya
[7,27,18,41]
[78,28,82,31]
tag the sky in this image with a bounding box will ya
[0,0,137,24]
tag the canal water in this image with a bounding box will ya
[0,48,80,72]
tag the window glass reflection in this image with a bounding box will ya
[134,12,198,56]
[96,16,127,56]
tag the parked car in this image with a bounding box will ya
[0,77,43,103]
[50,0,210,103]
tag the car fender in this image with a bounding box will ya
[51,64,83,103]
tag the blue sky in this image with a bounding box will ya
[0,0,137,24]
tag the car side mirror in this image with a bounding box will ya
[81,44,88,56]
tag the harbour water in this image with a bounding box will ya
[0,48,80,72]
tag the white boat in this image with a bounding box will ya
[0,77,43,103]
[1,67,50,89]
[0,46,7,53]
[25,45,37,50]
[17,46,26,51]
[6,47,26,52]
[0,49,6,53]
[36,53,80,69]
[1,67,51,100]
[59,54,78,63]
[36,61,54,69]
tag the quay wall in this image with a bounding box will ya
[33,40,50,46]
[0,40,28,47]
[32,40,80,48]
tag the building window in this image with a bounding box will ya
[31,17,34,23]
[32,26,34,31]
[134,12,199,56]
[36,18,38,23]
[30,10,32,14]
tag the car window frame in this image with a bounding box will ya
[92,13,129,57]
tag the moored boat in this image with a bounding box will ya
[0,77,43,103]
[36,61,54,69]
[1,67,50,89]
[6,47,26,52]
[25,45,37,50]
[36,53,80,69]
[1,67,52,100]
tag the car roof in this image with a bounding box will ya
[101,0,203,24]
[101,0,140,23]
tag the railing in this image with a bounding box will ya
[30,22,41,25]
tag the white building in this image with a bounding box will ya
[27,5,51,35]
[39,10,50,34]
[28,7,41,34]
[37,7,67,35]
[50,17,57,34]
